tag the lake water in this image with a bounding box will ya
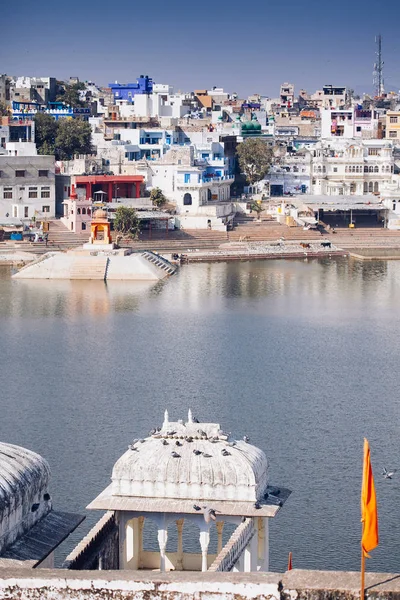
[0,257,399,573]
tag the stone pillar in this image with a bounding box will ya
[263,517,269,571]
[138,516,145,570]
[216,521,224,554]
[118,513,127,569]
[176,519,184,570]
[199,529,210,572]
[157,524,168,572]
[108,182,113,202]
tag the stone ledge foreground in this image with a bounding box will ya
[0,569,399,599]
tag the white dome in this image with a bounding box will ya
[112,412,268,502]
[0,442,50,519]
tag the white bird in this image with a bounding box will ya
[382,467,397,480]
[202,506,220,523]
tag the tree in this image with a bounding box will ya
[0,101,9,117]
[114,206,141,239]
[250,200,264,221]
[150,187,167,207]
[56,82,87,108]
[55,119,92,160]
[237,138,273,186]
[34,113,58,155]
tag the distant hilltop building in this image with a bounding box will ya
[65,410,290,573]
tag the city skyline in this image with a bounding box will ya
[2,0,400,97]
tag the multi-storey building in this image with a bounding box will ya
[11,76,56,104]
[321,108,380,139]
[0,155,56,219]
[385,111,400,141]
[311,139,393,195]
[280,83,295,108]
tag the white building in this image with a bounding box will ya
[0,155,56,220]
[321,108,379,139]
[72,410,290,573]
[148,146,235,230]
[311,139,394,196]
[113,85,191,120]
[268,150,312,196]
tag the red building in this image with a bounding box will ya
[74,175,144,201]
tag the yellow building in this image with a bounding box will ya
[385,111,400,140]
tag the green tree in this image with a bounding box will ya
[55,119,92,160]
[56,82,87,108]
[34,113,58,155]
[114,206,141,239]
[237,138,273,185]
[150,187,167,207]
[0,101,9,117]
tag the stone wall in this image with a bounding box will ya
[0,569,399,600]
[63,512,118,570]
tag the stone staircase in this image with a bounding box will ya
[142,251,176,275]
[48,220,89,249]
[70,257,109,280]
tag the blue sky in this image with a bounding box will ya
[2,0,400,97]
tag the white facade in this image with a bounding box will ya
[321,108,379,139]
[311,139,394,196]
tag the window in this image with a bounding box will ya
[390,116,398,124]
[364,166,368,173]
[368,148,379,156]
[38,169,48,177]
[41,186,50,198]
[333,167,338,173]
[183,193,192,206]
[184,174,190,183]
[356,126,361,132]
[3,186,12,199]
[29,187,38,198]
[24,207,29,218]
[82,222,86,231]
[13,206,18,218]
[374,181,379,193]
[389,130,397,138]
[15,170,25,177]
[42,205,50,213]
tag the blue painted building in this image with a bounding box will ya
[109,76,153,104]
[12,101,90,121]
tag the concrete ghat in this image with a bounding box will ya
[12,252,174,281]
[0,569,399,599]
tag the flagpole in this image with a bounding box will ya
[361,543,365,599]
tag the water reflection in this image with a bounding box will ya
[1,258,400,573]
[0,277,161,319]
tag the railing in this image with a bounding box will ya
[208,518,255,572]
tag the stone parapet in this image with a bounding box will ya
[0,569,399,599]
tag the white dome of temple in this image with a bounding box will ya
[0,442,51,554]
[112,410,268,502]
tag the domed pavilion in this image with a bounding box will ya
[0,442,83,568]
[86,411,290,573]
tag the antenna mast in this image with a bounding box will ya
[373,34,384,97]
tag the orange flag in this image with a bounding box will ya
[361,438,379,557]
[288,551,293,570]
